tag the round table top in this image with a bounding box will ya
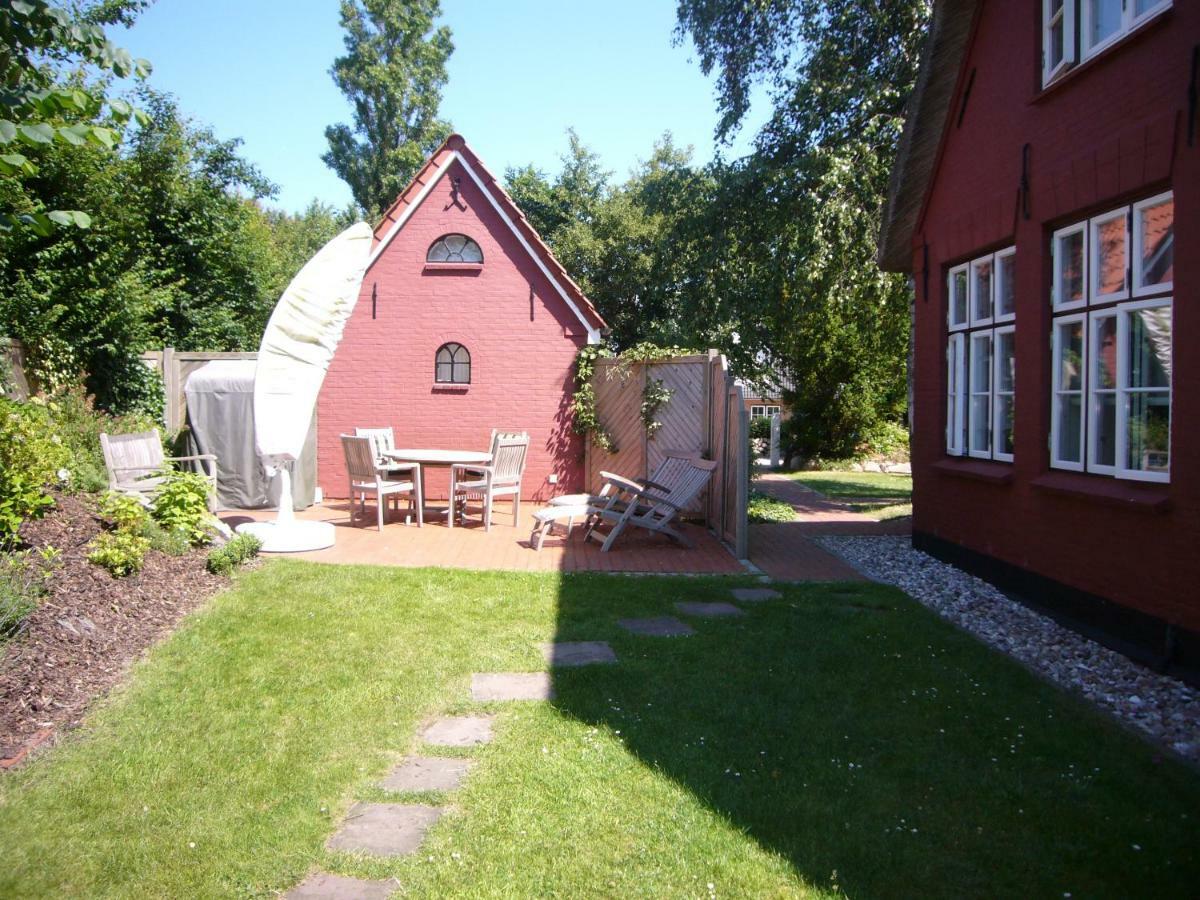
[384,448,492,464]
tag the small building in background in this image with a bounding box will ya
[879,1,1196,680]
[316,135,608,500]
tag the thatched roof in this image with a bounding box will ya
[878,0,980,273]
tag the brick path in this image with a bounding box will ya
[747,473,910,581]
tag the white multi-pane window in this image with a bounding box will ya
[750,405,780,419]
[1043,0,1171,86]
[947,247,1015,460]
[1049,192,1173,482]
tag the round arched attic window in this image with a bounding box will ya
[427,234,483,263]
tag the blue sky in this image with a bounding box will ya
[119,0,769,214]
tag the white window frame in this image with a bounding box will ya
[994,246,1017,323]
[1050,192,1173,481]
[993,325,1016,463]
[1132,190,1174,297]
[1088,206,1129,305]
[967,331,993,459]
[948,264,969,331]
[1043,0,1077,85]
[969,256,994,328]
[1050,313,1087,472]
[1115,297,1172,483]
[1086,309,1119,476]
[1052,222,1088,312]
[1081,0,1172,61]
[946,332,966,456]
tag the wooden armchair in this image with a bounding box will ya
[340,434,423,531]
[449,430,529,531]
[100,429,217,502]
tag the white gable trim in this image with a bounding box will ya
[366,150,602,344]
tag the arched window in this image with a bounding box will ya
[427,233,483,263]
[435,342,471,384]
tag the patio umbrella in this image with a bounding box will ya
[237,221,373,551]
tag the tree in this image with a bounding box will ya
[0,0,151,234]
[676,0,930,458]
[323,0,453,219]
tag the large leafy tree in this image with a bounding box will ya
[0,0,151,234]
[677,0,930,457]
[323,0,453,219]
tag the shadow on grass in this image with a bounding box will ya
[547,574,1200,899]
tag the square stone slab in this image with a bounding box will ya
[539,641,618,667]
[326,803,442,857]
[674,601,746,618]
[285,872,396,899]
[380,756,474,793]
[419,714,495,747]
[617,616,695,637]
[471,672,554,701]
[731,587,782,603]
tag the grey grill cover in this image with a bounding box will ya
[184,360,316,510]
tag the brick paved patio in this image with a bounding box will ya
[221,501,742,575]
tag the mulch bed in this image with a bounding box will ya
[1,492,228,767]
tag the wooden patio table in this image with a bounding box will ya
[383,448,491,523]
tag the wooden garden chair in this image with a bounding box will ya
[582,450,717,552]
[354,426,410,477]
[340,434,423,531]
[449,430,529,531]
[99,429,217,502]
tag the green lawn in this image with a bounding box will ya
[788,470,913,501]
[1,562,1197,898]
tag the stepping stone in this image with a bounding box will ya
[674,601,746,618]
[326,803,442,857]
[617,616,695,637]
[285,872,396,899]
[419,714,494,747]
[731,587,782,603]
[471,672,554,701]
[379,756,474,793]
[539,641,618,667]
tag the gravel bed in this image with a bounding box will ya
[814,535,1199,762]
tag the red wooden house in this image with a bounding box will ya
[880,1,1196,679]
[317,135,608,501]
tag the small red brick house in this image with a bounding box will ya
[880,2,1196,679]
[317,135,608,501]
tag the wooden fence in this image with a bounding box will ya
[140,348,258,433]
[585,351,749,559]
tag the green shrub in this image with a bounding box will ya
[87,530,150,577]
[747,490,796,523]
[0,398,71,544]
[99,491,150,532]
[151,471,214,546]
[857,419,910,461]
[206,533,262,576]
[0,547,58,636]
[142,520,191,557]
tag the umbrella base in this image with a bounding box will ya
[236,520,335,553]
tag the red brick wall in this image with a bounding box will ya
[911,3,1198,629]
[317,158,588,501]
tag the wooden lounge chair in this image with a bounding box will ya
[100,429,217,502]
[340,434,423,531]
[582,450,717,552]
[449,430,529,531]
